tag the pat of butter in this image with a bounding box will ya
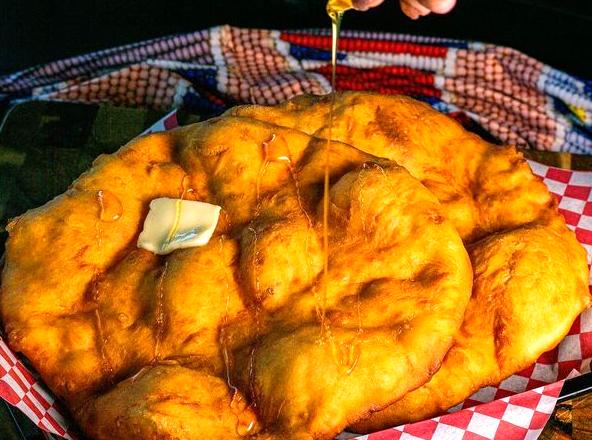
[137,198,221,255]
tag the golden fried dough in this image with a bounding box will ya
[1,110,472,439]
[227,92,590,430]
[227,92,556,242]
[352,225,589,432]
[76,365,261,440]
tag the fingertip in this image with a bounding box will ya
[352,0,384,11]
[401,0,430,19]
[400,2,421,19]
[418,0,457,14]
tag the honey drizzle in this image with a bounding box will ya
[318,1,349,338]
[216,237,255,437]
[251,135,273,309]
[97,189,123,223]
[162,200,183,252]
[217,235,238,396]
[248,226,262,304]
[181,174,188,198]
[326,1,365,376]
[286,161,313,231]
[230,392,257,436]
[91,276,114,380]
[92,191,117,381]
[247,152,266,421]
[287,161,315,295]
[262,133,314,249]
[180,173,198,203]
[247,345,258,409]
[222,331,237,393]
[153,261,169,361]
[159,175,195,253]
[129,365,151,384]
[256,134,274,205]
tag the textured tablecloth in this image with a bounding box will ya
[1,25,592,154]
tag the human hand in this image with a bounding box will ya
[352,0,457,19]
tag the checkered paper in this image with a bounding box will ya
[0,340,76,439]
[0,115,590,440]
[360,380,564,440]
[140,109,179,136]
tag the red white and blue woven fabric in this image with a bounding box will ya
[1,26,592,440]
[1,25,592,153]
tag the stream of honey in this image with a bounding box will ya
[320,0,352,333]
[93,190,123,380]
[325,0,364,375]
[93,5,355,436]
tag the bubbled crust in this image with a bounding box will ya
[227,92,590,431]
[227,92,557,242]
[0,110,472,439]
[352,225,590,432]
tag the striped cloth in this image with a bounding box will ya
[1,25,592,154]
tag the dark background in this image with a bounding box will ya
[1,0,592,78]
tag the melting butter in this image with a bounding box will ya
[137,198,221,255]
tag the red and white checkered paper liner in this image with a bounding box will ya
[0,113,590,440]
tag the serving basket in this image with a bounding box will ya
[0,100,591,439]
